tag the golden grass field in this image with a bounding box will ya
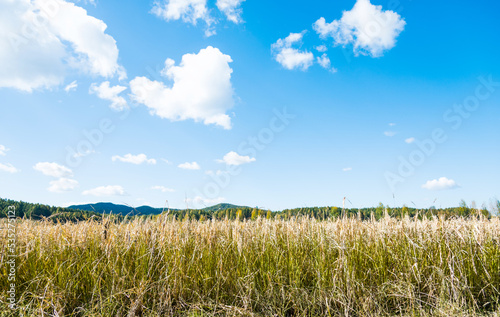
[1,216,500,316]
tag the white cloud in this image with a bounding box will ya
[389,122,396,126]
[178,162,201,170]
[313,0,406,57]
[217,151,255,166]
[151,0,215,36]
[0,0,125,92]
[64,80,78,92]
[422,177,460,191]
[216,0,245,23]
[0,145,9,156]
[317,53,337,72]
[315,45,327,52]
[317,54,330,68]
[0,163,19,174]
[272,32,314,71]
[33,162,73,178]
[384,131,397,137]
[405,137,415,144]
[151,185,175,193]
[48,178,79,192]
[82,185,126,196]
[342,167,352,172]
[89,81,128,110]
[130,46,235,129]
[111,153,156,165]
[161,158,172,164]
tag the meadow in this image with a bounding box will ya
[1,215,499,316]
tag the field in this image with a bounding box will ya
[1,216,500,316]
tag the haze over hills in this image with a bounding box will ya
[68,202,246,216]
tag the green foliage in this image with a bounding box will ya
[0,198,108,222]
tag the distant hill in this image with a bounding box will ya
[68,202,164,216]
[68,202,246,216]
[201,203,244,212]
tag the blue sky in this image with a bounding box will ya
[0,0,499,211]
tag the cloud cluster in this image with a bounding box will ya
[130,46,235,129]
[216,0,245,23]
[271,32,314,71]
[405,137,415,144]
[313,0,405,57]
[217,151,255,166]
[151,185,175,193]
[422,177,459,191]
[151,0,246,36]
[178,162,201,170]
[111,154,156,165]
[0,145,9,156]
[34,162,73,178]
[0,163,18,174]
[33,162,78,192]
[65,80,78,92]
[0,0,124,92]
[0,145,19,173]
[48,178,79,193]
[89,81,128,110]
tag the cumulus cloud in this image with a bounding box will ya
[111,153,156,165]
[272,32,314,71]
[82,185,126,196]
[422,177,460,191]
[178,162,201,170]
[48,178,79,193]
[151,185,175,192]
[217,151,255,166]
[151,0,215,36]
[313,0,405,57]
[384,131,397,137]
[315,45,327,52]
[0,163,19,174]
[316,53,337,72]
[64,80,78,92]
[216,0,245,23]
[0,0,125,92]
[0,145,9,156]
[405,137,415,144]
[33,162,73,178]
[130,46,235,129]
[89,81,128,110]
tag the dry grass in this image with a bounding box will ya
[1,216,499,316]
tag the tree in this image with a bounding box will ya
[266,210,272,220]
[251,209,257,221]
[236,209,243,221]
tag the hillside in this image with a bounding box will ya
[68,202,245,216]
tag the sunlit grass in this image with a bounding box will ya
[1,216,499,316]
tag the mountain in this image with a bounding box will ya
[201,203,244,212]
[68,202,164,216]
[68,202,246,216]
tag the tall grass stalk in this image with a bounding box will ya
[1,216,499,316]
